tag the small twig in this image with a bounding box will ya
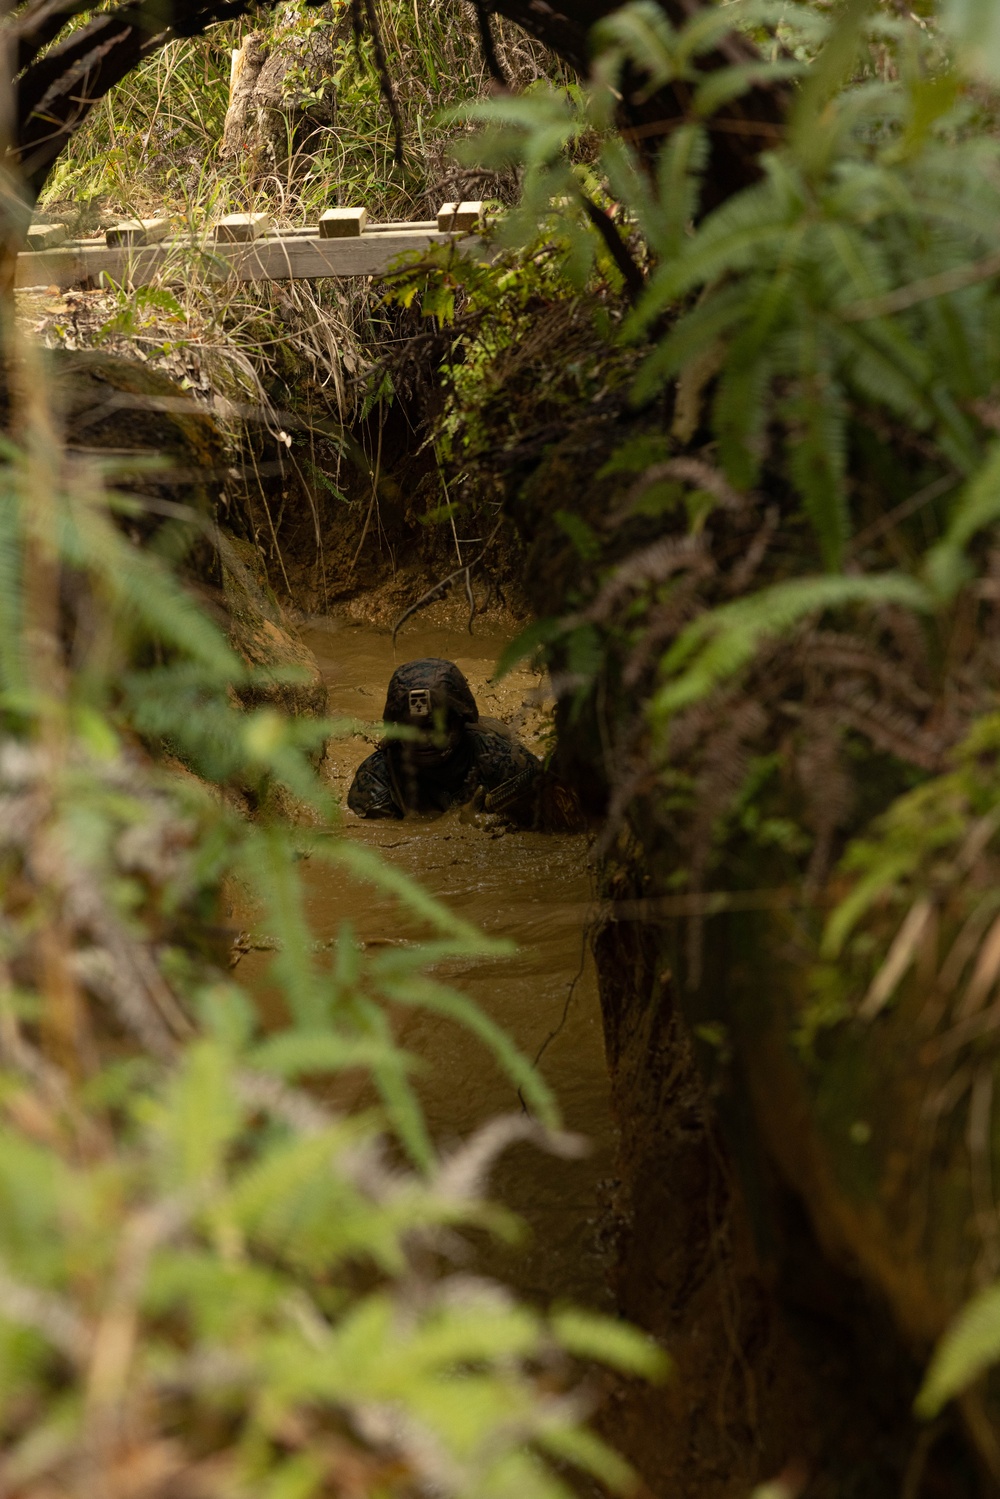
[620,116,786,145]
[968,1067,1000,1277]
[580,195,644,302]
[728,504,779,595]
[532,924,589,1071]
[841,250,1000,322]
[463,566,476,634]
[474,2,507,88]
[391,521,501,645]
[848,473,956,556]
[362,0,404,166]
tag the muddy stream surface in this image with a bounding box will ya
[243,616,616,1309]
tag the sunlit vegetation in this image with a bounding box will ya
[16,0,1000,1482]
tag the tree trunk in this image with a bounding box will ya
[220,15,339,186]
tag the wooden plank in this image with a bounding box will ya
[223,230,477,280]
[214,211,270,243]
[26,222,67,250]
[14,227,481,290]
[367,220,436,233]
[106,216,171,247]
[437,200,483,232]
[319,207,367,238]
[16,242,181,289]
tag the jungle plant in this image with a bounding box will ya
[0,349,665,1496]
[408,0,1000,1437]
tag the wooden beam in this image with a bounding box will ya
[15,226,482,290]
[319,207,367,238]
[106,216,170,247]
[214,211,271,243]
[27,221,67,250]
[437,200,483,232]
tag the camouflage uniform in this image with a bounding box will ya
[347,658,542,824]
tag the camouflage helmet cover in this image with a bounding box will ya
[383,658,479,728]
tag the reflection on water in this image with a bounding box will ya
[254,617,616,1307]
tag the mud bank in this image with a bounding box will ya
[52,344,988,1498]
[592,883,983,1499]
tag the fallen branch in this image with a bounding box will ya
[391,521,502,646]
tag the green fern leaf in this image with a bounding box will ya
[916,1282,1000,1417]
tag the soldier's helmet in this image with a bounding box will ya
[382,659,479,731]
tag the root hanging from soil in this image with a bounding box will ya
[391,520,503,644]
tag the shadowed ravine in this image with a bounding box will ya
[233,613,978,1499]
[238,616,617,1309]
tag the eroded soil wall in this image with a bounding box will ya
[592,866,985,1499]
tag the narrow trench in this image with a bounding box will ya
[71,322,992,1496]
[223,408,987,1499]
[226,587,985,1499]
[238,614,617,1310]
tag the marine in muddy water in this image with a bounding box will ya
[347,658,543,823]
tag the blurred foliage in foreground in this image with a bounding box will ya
[0,356,664,1496]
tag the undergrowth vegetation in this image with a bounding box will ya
[364,0,1000,1427]
[26,0,1000,1460]
[26,1,578,603]
[40,0,562,227]
[0,348,665,1494]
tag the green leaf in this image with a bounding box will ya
[159,1040,241,1189]
[926,441,1000,599]
[551,1306,670,1380]
[916,1283,1000,1418]
[492,617,561,681]
[652,573,933,723]
[248,1031,410,1079]
[379,973,559,1127]
[940,0,1000,84]
[536,1425,635,1491]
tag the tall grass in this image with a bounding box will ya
[29,0,573,596]
[40,0,567,229]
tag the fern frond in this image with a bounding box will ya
[653,124,709,258]
[926,440,1000,599]
[630,282,751,402]
[652,573,932,722]
[626,177,798,332]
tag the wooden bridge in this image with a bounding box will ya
[16,201,484,291]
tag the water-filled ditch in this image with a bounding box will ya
[241,615,616,1309]
[231,611,971,1498]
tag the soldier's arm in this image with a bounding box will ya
[471,727,542,823]
[346,749,403,819]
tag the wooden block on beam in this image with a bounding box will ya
[27,222,67,250]
[106,217,170,248]
[436,200,482,232]
[319,207,368,238]
[215,212,271,243]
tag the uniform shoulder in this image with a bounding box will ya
[468,719,542,787]
[347,746,401,818]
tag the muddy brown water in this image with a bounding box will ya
[243,616,616,1309]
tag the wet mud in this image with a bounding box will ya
[235,610,978,1499]
[240,615,615,1309]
